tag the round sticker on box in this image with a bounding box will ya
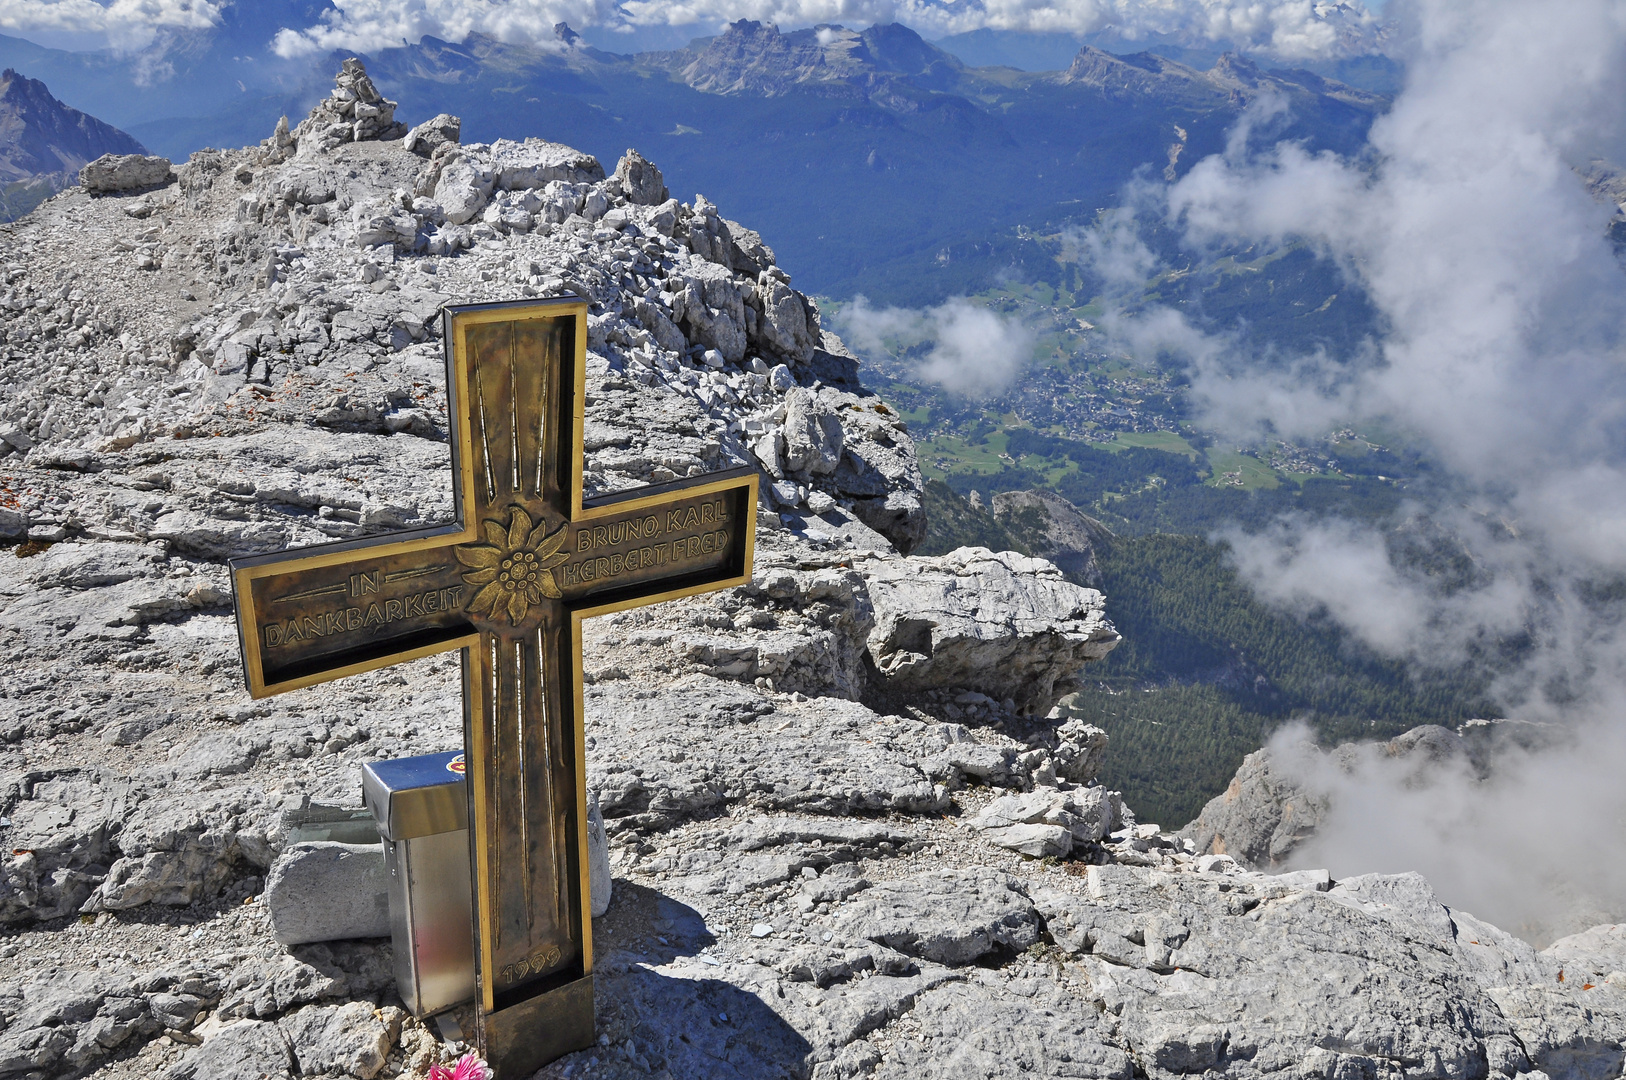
[447,753,465,774]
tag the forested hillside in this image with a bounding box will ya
[919,479,1496,827]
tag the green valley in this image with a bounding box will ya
[919,480,1496,828]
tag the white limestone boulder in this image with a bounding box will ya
[79,154,174,194]
[860,547,1120,714]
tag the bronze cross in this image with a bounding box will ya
[229,297,757,1077]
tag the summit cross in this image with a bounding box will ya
[229,296,757,1077]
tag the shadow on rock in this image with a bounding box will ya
[548,882,814,1079]
[593,967,814,1079]
[594,879,716,965]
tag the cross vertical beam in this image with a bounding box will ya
[230,297,757,1077]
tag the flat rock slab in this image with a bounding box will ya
[1038,863,1626,1080]
[593,963,815,1079]
[80,153,174,193]
[586,676,948,831]
[833,868,1040,966]
[873,975,1134,1079]
[160,1019,292,1080]
[279,1001,401,1079]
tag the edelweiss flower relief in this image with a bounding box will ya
[455,505,570,624]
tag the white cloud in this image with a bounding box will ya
[835,296,1036,397]
[270,0,622,58]
[1219,517,1533,661]
[1158,0,1626,623]
[1069,0,1626,933]
[0,0,222,51]
[1263,719,1626,943]
[3,0,1385,61]
[266,0,1380,60]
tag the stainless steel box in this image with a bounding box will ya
[361,751,476,1017]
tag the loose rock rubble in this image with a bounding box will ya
[0,57,1622,1080]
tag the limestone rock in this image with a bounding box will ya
[280,1000,401,1079]
[977,821,1073,858]
[1052,716,1110,784]
[1024,862,1626,1080]
[487,137,605,191]
[835,869,1040,965]
[216,953,347,1019]
[872,978,1134,1079]
[265,841,390,946]
[588,791,612,918]
[780,387,843,475]
[753,278,818,363]
[613,148,669,205]
[433,157,495,225]
[850,489,925,555]
[1181,744,1326,869]
[0,969,169,1076]
[161,1019,293,1080]
[79,153,174,194]
[1545,923,1626,982]
[404,113,461,156]
[861,547,1120,714]
[587,679,948,833]
[971,784,1124,857]
[991,488,1113,588]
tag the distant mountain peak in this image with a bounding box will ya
[664,18,968,98]
[1059,41,1378,110]
[850,21,963,77]
[1209,51,1266,87]
[0,67,145,219]
[1061,45,1206,93]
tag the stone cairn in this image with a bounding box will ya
[264,57,408,163]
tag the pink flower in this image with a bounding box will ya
[427,1051,493,1080]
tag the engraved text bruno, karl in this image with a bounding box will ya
[560,496,731,587]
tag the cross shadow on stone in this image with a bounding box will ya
[569,881,815,1079]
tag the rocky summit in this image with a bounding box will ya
[0,58,1623,1080]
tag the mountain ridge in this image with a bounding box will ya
[343,19,1387,302]
[0,67,146,220]
[0,68,145,181]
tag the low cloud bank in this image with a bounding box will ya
[1261,720,1626,943]
[616,0,1383,58]
[269,0,620,57]
[834,296,1036,398]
